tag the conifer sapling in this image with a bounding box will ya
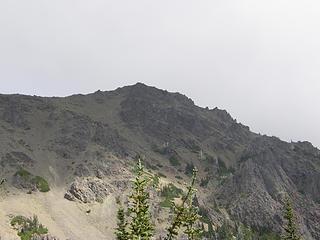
[115,205,129,240]
[282,195,301,240]
[166,168,201,240]
[128,159,155,240]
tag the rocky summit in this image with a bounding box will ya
[0,83,320,239]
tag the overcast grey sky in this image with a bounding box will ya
[0,0,319,148]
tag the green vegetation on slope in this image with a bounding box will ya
[11,215,48,240]
[14,170,31,180]
[13,169,50,192]
[282,196,301,240]
[169,156,180,166]
[32,176,50,192]
[115,160,201,240]
[159,183,183,208]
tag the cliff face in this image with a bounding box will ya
[1,83,320,239]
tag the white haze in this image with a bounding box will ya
[0,0,320,148]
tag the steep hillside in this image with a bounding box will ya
[1,83,320,239]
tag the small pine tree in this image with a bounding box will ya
[182,198,202,240]
[282,196,301,240]
[115,158,202,240]
[115,206,129,240]
[182,169,202,239]
[166,168,201,240]
[128,159,155,240]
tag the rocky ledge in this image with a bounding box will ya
[64,178,111,203]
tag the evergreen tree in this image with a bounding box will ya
[115,206,129,240]
[282,196,301,240]
[166,168,201,240]
[115,159,202,240]
[128,159,155,240]
[182,169,202,239]
[182,203,202,240]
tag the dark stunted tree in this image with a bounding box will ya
[282,196,301,240]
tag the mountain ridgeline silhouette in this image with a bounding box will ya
[0,83,320,239]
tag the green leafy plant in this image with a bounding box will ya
[11,215,48,240]
[14,170,31,180]
[32,176,50,192]
[11,216,25,226]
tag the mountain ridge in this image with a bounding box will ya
[0,83,320,239]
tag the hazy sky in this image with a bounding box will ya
[0,0,320,148]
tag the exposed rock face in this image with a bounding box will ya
[12,174,39,191]
[31,234,59,240]
[1,97,30,129]
[64,178,111,203]
[47,110,126,158]
[0,152,34,168]
[1,83,320,238]
[74,164,90,177]
[120,85,211,140]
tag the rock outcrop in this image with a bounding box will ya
[31,234,59,240]
[64,178,111,203]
